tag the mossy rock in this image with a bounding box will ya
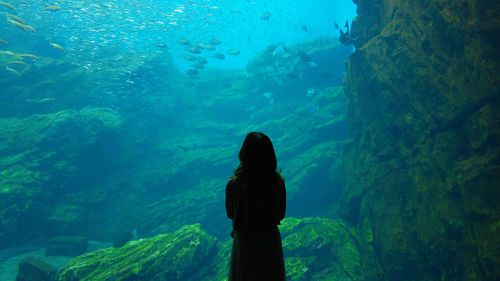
[56,224,218,281]
[279,217,380,281]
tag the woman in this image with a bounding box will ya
[226,132,286,281]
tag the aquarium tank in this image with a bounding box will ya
[1,0,499,281]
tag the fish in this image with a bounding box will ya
[7,18,36,32]
[26,97,55,103]
[209,38,221,45]
[49,42,65,51]
[308,61,319,69]
[302,25,308,32]
[6,13,24,23]
[260,12,271,20]
[18,53,39,60]
[196,56,208,64]
[156,42,167,48]
[185,45,201,54]
[0,1,16,10]
[1,50,15,56]
[192,62,204,69]
[39,97,55,103]
[186,69,198,75]
[7,60,29,66]
[0,39,7,44]
[43,6,62,11]
[5,66,20,76]
[184,54,197,61]
[227,49,240,55]
[22,24,36,32]
[195,43,214,50]
[213,53,225,60]
[176,38,190,45]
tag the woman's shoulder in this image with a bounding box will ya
[275,174,284,185]
[228,175,239,184]
[227,175,249,194]
[227,175,243,188]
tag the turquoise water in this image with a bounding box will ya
[1,0,356,70]
[0,0,356,279]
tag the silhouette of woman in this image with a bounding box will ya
[226,132,286,281]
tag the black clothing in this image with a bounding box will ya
[225,175,286,281]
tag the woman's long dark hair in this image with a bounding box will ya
[235,132,280,181]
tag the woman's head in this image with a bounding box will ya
[236,132,277,177]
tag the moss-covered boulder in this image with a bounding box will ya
[56,224,218,281]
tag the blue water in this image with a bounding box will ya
[0,0,356,279]
[1,0,355,69]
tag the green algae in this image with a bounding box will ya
[342,0,500,279]
[56,224,218,281]
[56,218,377,281]
[279,217,378,280]
[0,107,123,248]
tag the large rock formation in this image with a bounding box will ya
[341,0,500,280]
[0,107,123,249]
[55,218,373,281]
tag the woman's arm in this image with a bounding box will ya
[278,179,286,221]
[225,177,237,219]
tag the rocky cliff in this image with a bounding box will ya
[341,0,500,280]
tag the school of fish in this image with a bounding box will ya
[0,0,251,78]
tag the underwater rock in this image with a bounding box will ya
[279,217,380,280]
[0,107,122,250]
[45,236,88,257]
[341,0,500,280]
[246,38,352,97]
[56,224,218,281]
[16,257,57,281]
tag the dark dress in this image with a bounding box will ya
[225,175,286,281]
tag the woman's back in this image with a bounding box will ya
[228,175,285,232]
[226,132,286,281]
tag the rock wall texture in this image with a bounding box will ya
[341,0,500,280]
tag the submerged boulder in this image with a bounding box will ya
[56,224,218,281]
[16,257,57,281]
